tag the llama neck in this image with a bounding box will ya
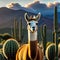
[28,30,38,59]
[28,30,37,41]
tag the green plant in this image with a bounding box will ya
[19,18,23,43]
[45,43,55,60]
[13,18,17,39]
[42,24,47,55]
[3,39,20,60]
[54,6,58,59]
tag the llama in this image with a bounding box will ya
[16,13,44,60]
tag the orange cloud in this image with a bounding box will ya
[6,2,20,8]
[25,0,60,8]
[53,1,59,5]
[47,2,54,8]
[25,0,40,7]
[6,2,15,8]
[47,1,59,8]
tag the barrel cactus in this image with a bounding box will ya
[46,43,60,60]
[0,53,7,60]
[45,43,55,60]
[3,39,20,60]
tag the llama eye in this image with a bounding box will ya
[36,23,38,25]
[29,23,31,25]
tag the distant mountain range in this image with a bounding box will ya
[0,2,60,29]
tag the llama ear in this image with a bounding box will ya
[35,13,41,21]
[24,13,29,22]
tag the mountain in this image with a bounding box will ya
[0,7,39,29]
[25,1,60,14]
[25,1,60,23]
[0,7,60,29]
[25,1,47,10]
[6,3,36,13]
[0,7,33,28]
[25,1,48,13]
[0,2,60,29]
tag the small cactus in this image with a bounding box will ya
[42,24,47,55]
[46,43,60,60]
[3,39,20,60]
[45,43,55,60]
[53,6,58,59]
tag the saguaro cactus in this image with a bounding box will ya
[54,6,58,32]
[19,18,23,43]
[3,39,20,60]
[42,24,47,56]
[41,24,47,59]
[13,18,17,39]
[53,6,58,60]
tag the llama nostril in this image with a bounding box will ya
[32,27,35,30]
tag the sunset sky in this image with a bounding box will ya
[0,0,60,7]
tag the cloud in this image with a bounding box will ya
[47,2,54,8]
[25,0,40,7]
[6,2,21,10]
[25,0,60,8]
[47,1,60,7]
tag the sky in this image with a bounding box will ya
[0,0,60,7]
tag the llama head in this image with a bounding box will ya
[24,13,41,33]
